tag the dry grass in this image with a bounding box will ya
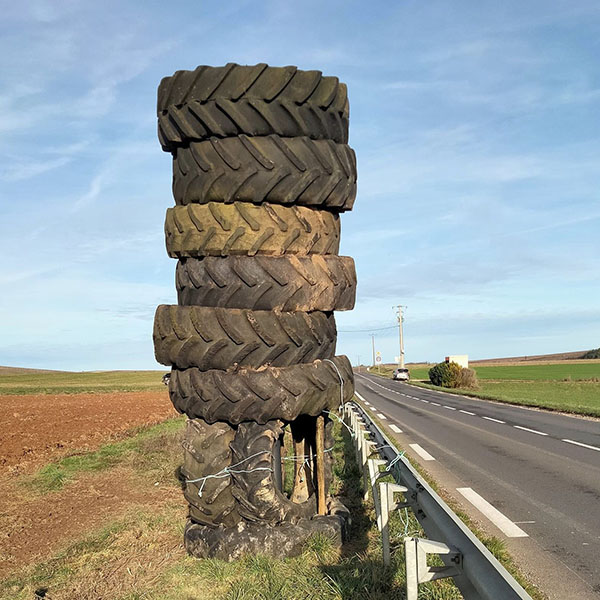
[1,421,466,600]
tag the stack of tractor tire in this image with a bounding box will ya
[153,63,357,560]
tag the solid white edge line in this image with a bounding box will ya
[409,443,435,461]
[456,487,528,538]
[482,416,505,424]
[562,438,600,452]
[390,424,403,434]
[377,413,387,420]
[355,391,368,403]
[459,410,476,415]
[514,425,548,436]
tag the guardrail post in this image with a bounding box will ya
[367,458,387,530]
[404,537,462,600]
[361,439,377,499]
[379,482,409,565]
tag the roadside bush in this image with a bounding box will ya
[428,361,461,387]
[428,361,478,389]
[456,367,479,389]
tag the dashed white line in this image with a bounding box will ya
[459,410,476,415]
[482,416,505,424]
[420,399,429,403]
[364,401,371,406]
[430,402,441,406]
[562,439,600,452]
[443,405,457,411]
[377,413,387,420]
[409,444,435,461]
[514,425,548,436]
[390,424,403,434]
[456,488,528,538]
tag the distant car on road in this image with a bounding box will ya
[393,368,410,381]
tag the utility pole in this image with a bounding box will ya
[371,334,375,367]
[394,305,406,368]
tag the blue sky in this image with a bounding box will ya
[1,0,599,370]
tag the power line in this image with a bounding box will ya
[338,324,398,333]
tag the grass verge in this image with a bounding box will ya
[4,419,466,600]
[366,365,600,417]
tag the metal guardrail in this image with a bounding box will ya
[344,400,532,600]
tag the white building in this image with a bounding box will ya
[445,354,469,369]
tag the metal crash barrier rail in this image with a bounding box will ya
[343,401,532,600]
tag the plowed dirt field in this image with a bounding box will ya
[0,391,176,474]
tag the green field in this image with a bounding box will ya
[0,370,166,395]
[408,362,600,382]
[381,362,600,417]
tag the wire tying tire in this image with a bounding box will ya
[168,355,354,424]
[178,418,240,527]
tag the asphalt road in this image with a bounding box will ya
[354,371,600,599]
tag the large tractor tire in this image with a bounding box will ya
[230,420,318,524]
[172,136,356,211]
[165,202,340,258]
[179,418,240,527]
[168,355,354,425]
[176,255,356,312]
[153,305,336,370]
[157,63,348,151]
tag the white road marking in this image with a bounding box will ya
[456,487,528,538]
[409,444,435,461]
[377,413,387,420]
[562,439,600,452]
[390,424,403,434]
[459,410,476,415]
[443,405,457,411]
[421,399,429,403]
[364,401,371,406]
[482,416,505,424]
[514,521,536,524]
[355,391,368,403]
[514,425,548,436]
[430,402,441,406]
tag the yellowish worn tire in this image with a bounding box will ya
[165,202,340,258]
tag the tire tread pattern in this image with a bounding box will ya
[176,255,356,311]
[230,420,316,523]
[180,418,240,527]
[169,356,354,425]
[158,63,348,114]
[154,305,336,370]
[157,63,348,150]
[165,202,340,258]
[172,135,356,211]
